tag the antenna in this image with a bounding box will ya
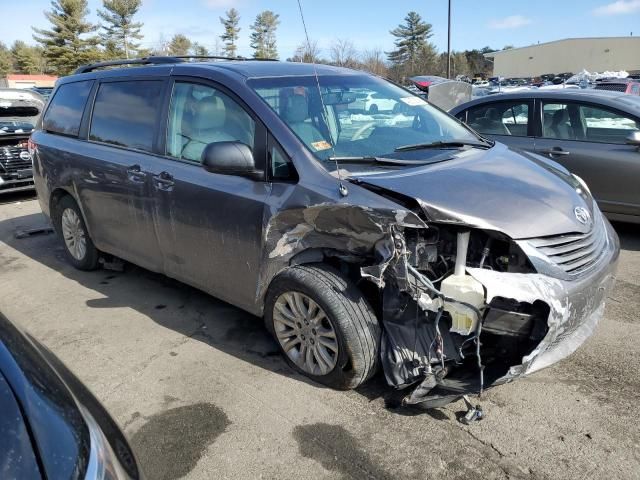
[295,0,348,197]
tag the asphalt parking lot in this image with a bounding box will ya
[0,192,639,480]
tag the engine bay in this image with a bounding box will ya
[380,225,550,407]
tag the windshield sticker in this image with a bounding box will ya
[399,96,427,106]
[311,140,332,151]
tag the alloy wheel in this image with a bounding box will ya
[61,208,87,261]
[273,291,339,376]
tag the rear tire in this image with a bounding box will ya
[55,196,100,271]
[368,104,379,114]
[265,264,380,390]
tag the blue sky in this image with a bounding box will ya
[4,0,640,58]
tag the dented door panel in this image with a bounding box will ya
[147,157,270,313]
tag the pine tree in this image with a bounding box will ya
[33,0,100,75]
[11,41,42,74]
[220,8,241,58]
[97,0,143,59]
[250,10,279,59]
[387,11,435,77]
[0,43,12,76]
[167,34,191,56]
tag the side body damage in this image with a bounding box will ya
[260,181,619,407]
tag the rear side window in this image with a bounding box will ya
[43,80,93,136]
[90,81,163,152]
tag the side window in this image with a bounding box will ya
[42,80,93,136]
[542,103,575,140]
[579,104,639,144]
[166,82,255,163]
[90,80,162,152]
[466,102,529,136]
[270,139,297,181]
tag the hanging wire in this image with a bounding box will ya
[295,0,347,196]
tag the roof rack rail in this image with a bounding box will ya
[75,55,278,74]
[74,56,185,74]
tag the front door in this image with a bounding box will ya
[148,79,270,311]
[534,100,640,217]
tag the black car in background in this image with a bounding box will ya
[0,88,44,194]
[0,312,141,479]
[450,89,640,223]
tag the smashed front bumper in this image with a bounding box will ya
[383,217,619,404]
[470,222,618,383]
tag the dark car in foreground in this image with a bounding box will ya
[32,57,618,407]
[0,312,140,479]
[0,89,44,193]
[450,89,640,224]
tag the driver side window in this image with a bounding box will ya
[166,82,255,163]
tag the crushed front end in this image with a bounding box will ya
[376,207,619,407]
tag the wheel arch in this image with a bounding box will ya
[49,188,94,239]
[267,248,383,319]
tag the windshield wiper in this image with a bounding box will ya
[328,156,433,166]
[394,139,493,152]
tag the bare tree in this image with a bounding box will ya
[360,48,387,76]
[290,39,322,63]
[329,38,358,68]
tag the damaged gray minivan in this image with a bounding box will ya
[31,58,619,406]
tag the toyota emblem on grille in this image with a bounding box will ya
[574,206,591,225]
[19,151,31,161]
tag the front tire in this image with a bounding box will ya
[56,196,100,271]
[265,264,380,390]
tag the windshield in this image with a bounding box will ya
[0,105,41,134]
[249,74,481,169]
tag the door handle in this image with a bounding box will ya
[153,171,174,190]
[126,164,146,183]
[540,148,570,156]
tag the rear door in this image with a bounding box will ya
[79,78,167,270]
[534,100,640,216]
[146,78,270,311]
[455,99,535,152]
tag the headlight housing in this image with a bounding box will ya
[572,173,591,197]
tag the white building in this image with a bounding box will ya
[485,37,640,78]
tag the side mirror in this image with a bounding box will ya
[626,131,640,147]
[201,141,262,179]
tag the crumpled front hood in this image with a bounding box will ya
[350,143,592,239]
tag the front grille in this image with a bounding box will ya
[0,146,31,175]
[594,83,627,92]
[525,214,606,276]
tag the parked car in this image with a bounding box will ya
[352,89,398,113]
[594,78,640,96]
[32,57,618,407]
[0,312,141,479]
[450,89,640,223]
[409,75,449,95]
[0,89,44,194]
[30,86,54,100]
